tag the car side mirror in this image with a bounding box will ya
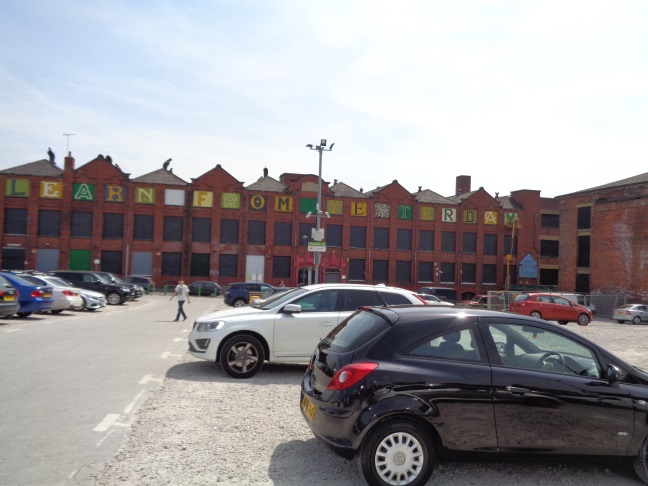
[606,364,623,382]
[282,304,302,314]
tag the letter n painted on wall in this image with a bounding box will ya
[73,183,95,200]
[135,187,155,204]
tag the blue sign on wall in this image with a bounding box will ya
[519,253,538,278]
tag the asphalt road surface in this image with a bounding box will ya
[0,293,220,486]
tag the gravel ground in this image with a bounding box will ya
[92,313,648,486]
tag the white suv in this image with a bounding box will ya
[188,283,428,378]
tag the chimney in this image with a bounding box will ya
[263,167,268,177]
[64,152,75,172]
[456,175,471,196]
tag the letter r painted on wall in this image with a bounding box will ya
[221,193,240,209]
[442,208,456,222]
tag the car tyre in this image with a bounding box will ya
[530,311,542,319]
[633,316,642,325]
[577,314,590,326]
[558,321,568,325]
[51,309,64,314]
[16,312,32,318]
[219,334,265,378]
[634,435,648,484]
[359,420,434,486]
[617,320,625,324]
[106,292,123,305]
[233,299,245,308]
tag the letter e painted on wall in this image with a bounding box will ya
[275,196,293,212]
[40,181,62,199]
[193,191,214,208]
[442,208,456,222]
[135,187,155,204]
[420,206,434,221]
[351,201,367,217]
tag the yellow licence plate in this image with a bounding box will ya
[301,396,317,421]
[4,295,15,301]
[44,293,51,298]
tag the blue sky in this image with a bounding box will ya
[1,0,646,198]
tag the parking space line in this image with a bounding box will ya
[160,351,182,359]
[139,374,163,385]
[124,391,145,414]
[93,414,129,432]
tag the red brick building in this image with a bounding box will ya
[1,152,643,299]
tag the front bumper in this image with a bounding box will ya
[187,328,221,362]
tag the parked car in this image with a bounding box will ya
[460,294,489,306]
[0,274,20,317]
[414,293,453,306]
[249,286,294,305]
[49,271,136,305]
[0,272,54,317]
[20,274,83,313]
[188,281,221,297]
[94,272,144,299]
[508,292,592,326]
[45,276,107,311]
[122,275,156,293]
[551,292,597,315]
[416,286,457,303]
[189,283,430,378]
[223,282,274,307]
[300,305,648,486]
[614,304,648,325]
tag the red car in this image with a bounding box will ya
[509,292,592,326]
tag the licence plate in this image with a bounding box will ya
[3,295,15,301]
[301,396,317,421]
[44,293,51,298]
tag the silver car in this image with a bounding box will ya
[613,304,648,325]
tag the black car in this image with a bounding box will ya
[188,281,221,297]
[300,306,648,486]
[0,274,20,317]
[49,270,136,305]
[95,272,144,299]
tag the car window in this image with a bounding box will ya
[537,295,551,303]
[513,294,529,302]
[4,274,34,286]
[408,328,483,362]
[341,289,383,311]
[292,290,339,313]
[378,291,413,306]
[552,297,571,306]
[0,275,13,287]
[486,323,601,377]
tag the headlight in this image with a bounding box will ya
[121,287,132,292]
[196,320,225,332]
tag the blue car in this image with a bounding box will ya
[0,272,54,318]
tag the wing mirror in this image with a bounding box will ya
[282,304,302,314]
[606,364,623,382]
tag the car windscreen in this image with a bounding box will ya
[21,276,47,286]
[257,287,309,309]
[4,274,38,287]
[324,310,391,353]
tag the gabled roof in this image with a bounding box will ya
[496,195,522,210]
[330,181,369,198]
[131,168,188,185]
[559,171,648,197]
[413,189,457,205]
[246,176,286,192]
[447,190,478,203]
[0,159,63,177]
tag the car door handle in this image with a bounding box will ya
[319,322,334,327]
[506,386,530,395]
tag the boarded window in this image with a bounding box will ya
[440,262,455,283]
[220,220,239,244]
[247,221,266,245]
[219,254,238,277]
[272,256,291,278]
[418,261,433,282]
[349,259,365,281]
[441,232,456,252]
[133,215,154,240]
[38,210,60,237]
[461,263,476,283]
[577,207,591,230]
[192,218,211,243]
[482,264,496,284]
[374,228,389,249]
[101,251,122,274]
[578,236,590,267]
[373,260,389,281]
[163,216,183,242]
[161,252,182,276]
[540,240,559,257]
[103,214,124,239]
[190,253,210,276]
[327,224,342,247]
[350,226,366,248]
[397,229,412,251]
[4,208,27,235]
[483,233,497,255]
[396,261,411,282]
[462,232,476,254]
[274,222,292,246]
[541,214,560,228]
[419,230,434,251]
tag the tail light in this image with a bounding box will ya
[31,289,44,298]
[327,362,378,391]
[63,290,73,296]
[412,294,429,305]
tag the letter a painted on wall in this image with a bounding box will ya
[73,183,95,200]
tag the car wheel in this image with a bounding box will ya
[530,311,542,319]
[219,335,265,378]
[106,292,122,305]
[233,299,245,308]
[359,420,434,486]
[51,309,64,314]
[617,320,625,324]
[633,316,642,325]
[577,314,590,326]
[558,321,568,325]
[634,435,648,484]
[16,312,32,318]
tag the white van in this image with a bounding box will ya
[553,293,597,315]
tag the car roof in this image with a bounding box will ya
[300,283,414,292]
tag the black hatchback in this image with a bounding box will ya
[300,306,648,486]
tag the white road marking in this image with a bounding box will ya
[173,337,184,342]
[139,374,163,385]
[3,329,21,333]
[93,414,129,432]
[124,390,145,414]
[160,351,182,358]
[96,428,116,447]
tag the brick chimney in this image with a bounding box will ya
[456,175,471,195]
[64,152,75,172]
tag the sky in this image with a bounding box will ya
[0,0,646,199]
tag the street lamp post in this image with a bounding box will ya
[305,139,334,284]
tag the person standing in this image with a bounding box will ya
[170,279,191,321]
